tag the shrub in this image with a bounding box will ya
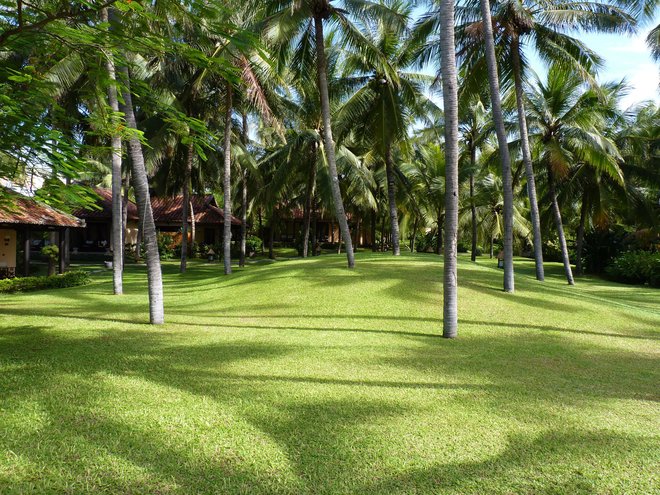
[246,236,263,255]
[457,241,469,253]
[414,231,438,253]
[157,233,175,260]
[605,251,659,286]
[0,271,91,294]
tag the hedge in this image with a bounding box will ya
[0,271,91,294]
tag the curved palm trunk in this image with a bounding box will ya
[440,0,459,338]
[180,142,193,273]
[480,0,514,293]
[575,196,587,276]
[314,15,355,269]
[119,65,164,324]
[102,8,123,295]
[384,144,401,256]
[302,146,317,258]
[223,85,233,275]
[547,166,575,285]
[511,36,545,282]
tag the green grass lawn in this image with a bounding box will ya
[1,253,658,494]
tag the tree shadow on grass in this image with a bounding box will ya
[359,430,658,495]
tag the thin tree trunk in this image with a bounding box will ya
[490,234,494,259]
[239,112,249,268]
[384,145,401,256]
[314,15,354,268]
[190,200,195,253]
[302,146,317,258]
[371,211,377,252]
[547,166,575,285]
[119,64,164,324]
[511,35,544,282]
[102,8,123,295]
[312,198,318,255]
[411,217,418,253]
[122,169,129,267]
[440,0,459,338]
[223,85,233,275]
[436,212,442,255]
[180,142,193,273]
[575,196,587,276]
[268,211,275,260]
[480,0,514,293]
[258,208,264,254]
[380,215,386,252]
[470,145,477,262]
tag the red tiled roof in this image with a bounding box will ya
[73,188,139,221]
[0,189,84,228]
[150,194,241,226]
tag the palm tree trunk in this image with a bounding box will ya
[547,166,575,285]
[380,215,386,252]
[384,144,401,256]
[119,64,164,324]
[314,14,355,269]
[102,8,123,295]
[239,112,249,268]
[268,211,275,260]
[480,0,514,293]
[411,217,418,253]
[180,142,193,273]
[223,85,233,275]
[302,146,317,258]
[436,211,442,255]
[575,197,587,276]
[122,170,129,267]
[190,200,195,253]
[440,0,459,338]
[511,35,544,282]
[470,145,477,262]
[371,211,377,252]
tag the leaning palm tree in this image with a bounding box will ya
[477,0,515,292]
[118,63,165,324]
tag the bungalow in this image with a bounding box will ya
[72,189,241,252]
[0,188,85,278]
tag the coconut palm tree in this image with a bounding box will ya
[458,0,638,282]
[477,0,515,292]
[526,65,624,285]
[264,0,399,268]
[335,0,436,256]
[440,0,460,338]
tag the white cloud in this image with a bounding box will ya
[619,63,660,109]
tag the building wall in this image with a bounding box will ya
[0,229,17,268]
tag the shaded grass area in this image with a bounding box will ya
[0,253,658,494]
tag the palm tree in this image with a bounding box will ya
[526,65,624,285]
[335,1,436,256]
[440,0,460,338]
[100,8,124,294]
[478,0,515,292]
[459,0,638,282]
[264,0,396,268]
[119,64,165,324]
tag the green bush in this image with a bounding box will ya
[0,271,91,294]
[605,251,659,286]
[157,233,175,260]
[457,241,469,254]
[246,236,263,255]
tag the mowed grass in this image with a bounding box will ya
[0,253,658,494]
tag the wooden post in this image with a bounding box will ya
[24,227,30,277]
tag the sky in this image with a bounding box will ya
[529,18,660,109]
